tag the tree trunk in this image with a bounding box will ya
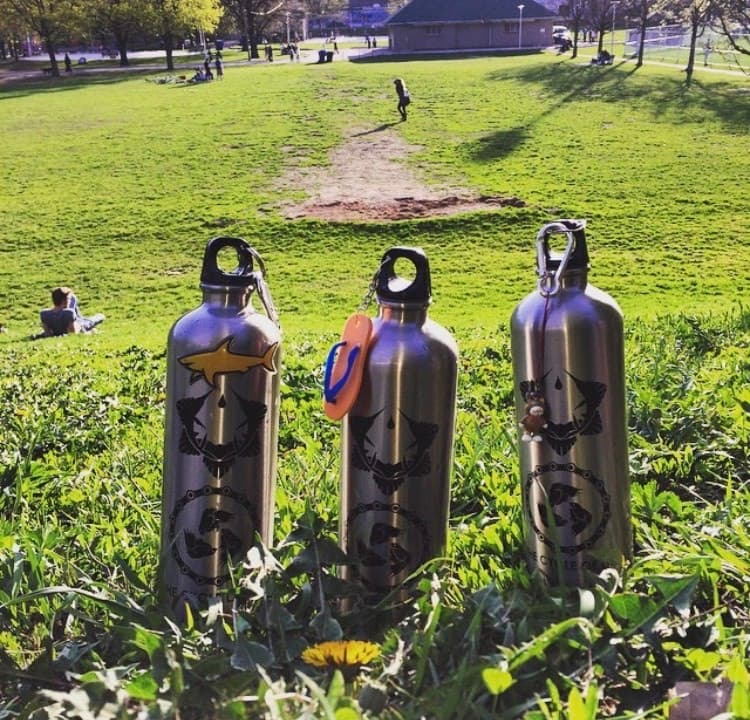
[115,30,129,66]
[685,16,698,86]
[597,31,603,54]
[636,0,647,66]
[164,31,175,71]
[248,14,259,59]
[45,43,59,77]
[572,28,579,58]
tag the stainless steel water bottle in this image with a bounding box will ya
[160,237,281,618]
[510,220,631,586]
[341,247,458,601]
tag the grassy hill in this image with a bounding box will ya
[0,53,748,718]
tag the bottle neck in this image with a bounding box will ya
[200,285,252,308]
[377,302,428,324]
[558,270,589,290]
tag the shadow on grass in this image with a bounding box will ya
[469,58,749,160]
[472,127,531,161]
[0,68,158,99]
[351,122,400,136]
[495,59,750,132]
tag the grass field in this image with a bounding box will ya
[0,52,749,718]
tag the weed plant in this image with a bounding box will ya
[0,53,749,718]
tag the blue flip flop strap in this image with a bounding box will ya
[324,341,361,403]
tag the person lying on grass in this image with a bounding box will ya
[39,286,105,337]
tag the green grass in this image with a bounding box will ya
[1,52,749,345]
[0,53,749,718]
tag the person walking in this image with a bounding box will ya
[394,78,411,121]
[64,53,72,72]
[215,54,224,79]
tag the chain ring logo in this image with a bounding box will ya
[168,485,258,587]
[346,501,431,593]
[525,462,610,554]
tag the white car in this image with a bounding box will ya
[552,25,571,44]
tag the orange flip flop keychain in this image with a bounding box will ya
[323,312,373,420]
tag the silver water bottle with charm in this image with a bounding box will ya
[510,220,631,586]
[160,236,281,619]
[340,247,458,601]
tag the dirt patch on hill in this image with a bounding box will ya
[279,127,524,221]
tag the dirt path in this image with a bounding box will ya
[279,126,524,221]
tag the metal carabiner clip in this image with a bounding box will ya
[536,221,578,297]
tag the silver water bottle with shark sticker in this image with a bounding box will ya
[510,220,631,586]
[160,236,281,619]
[341,247,458,602]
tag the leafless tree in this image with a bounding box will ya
[714,0,750,59]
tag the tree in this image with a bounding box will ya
[0,3,27,59]
[560,0,586,58]
[147,0,222,70]
[581,0,614,54]
[301,0,347,37]
[220,0,282,59]
[1,0,86,76]
[621,0,656,66]
[660,0,714,85]
[89,0,150,66]
[714,0,750,58]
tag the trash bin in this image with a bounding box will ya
[215,39,224,51]
[318,49,326,64]
[326,51,334,62]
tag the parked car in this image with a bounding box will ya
[552,25,571,45]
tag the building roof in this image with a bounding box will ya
[388,0,556,24]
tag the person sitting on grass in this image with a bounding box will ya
[39,287,105,337]
[592,49,613,65]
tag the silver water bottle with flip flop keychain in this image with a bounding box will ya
[160,236,281,619]
[510,220,631,586]
[324,247,459,602]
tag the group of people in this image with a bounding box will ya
[192,48,224,82]
[38,287,104,338]
[282,43,301,61]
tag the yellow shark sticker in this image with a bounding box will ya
[179,337,278,386]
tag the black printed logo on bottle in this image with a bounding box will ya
[168,485,259,587]
[520,372,606,455]
[349,409,438,494]
[525,462,611,554]
[346,502,431,592]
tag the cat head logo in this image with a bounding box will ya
[520,372,606,455]
[349,409,438,494]
[176,390,266,477]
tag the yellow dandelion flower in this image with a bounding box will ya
[301,640,380,670]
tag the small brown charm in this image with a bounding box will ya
[520,393,547,443]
